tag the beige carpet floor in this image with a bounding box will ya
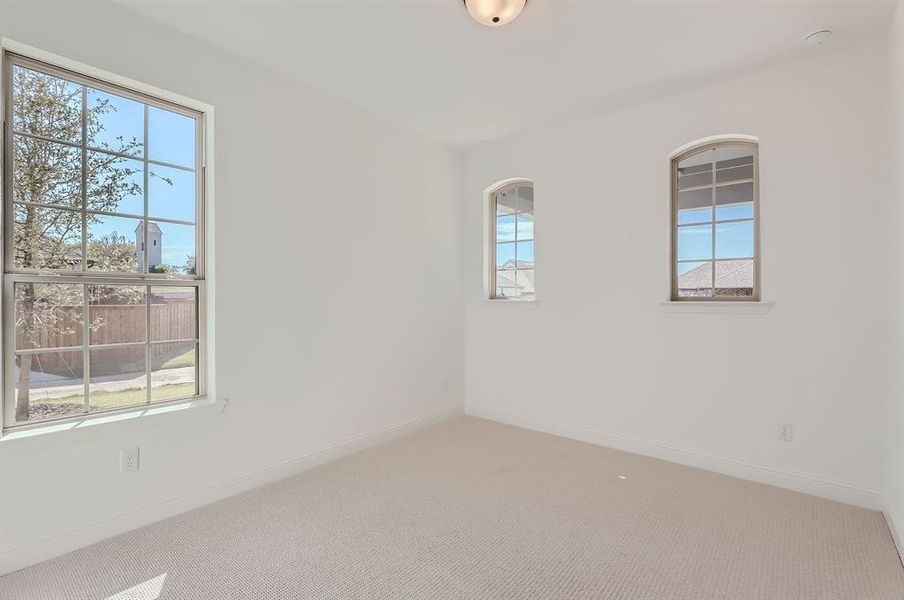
[2,416,903,600]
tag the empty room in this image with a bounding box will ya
[0,0,903,598]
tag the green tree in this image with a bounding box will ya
[13,66,158,421]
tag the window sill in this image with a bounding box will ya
[660,301,773,314]
[0,396,225,450]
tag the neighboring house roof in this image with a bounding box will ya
[499,259,534,270]
[496,268,534,293]
[678,259,752,289]
[134,221,163,234]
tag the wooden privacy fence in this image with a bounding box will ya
[18,301,196,377]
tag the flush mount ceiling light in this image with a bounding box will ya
[464,0,527,27]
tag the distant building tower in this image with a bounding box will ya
[135,221,162,272]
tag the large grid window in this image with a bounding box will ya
[672,141,758,300]
[3,52,206,428]
[491,182,534,300]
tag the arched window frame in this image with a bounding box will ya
[670,136,760,301]
[485,179,535,302]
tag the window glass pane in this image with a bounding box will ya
[496,215,516,242]
[149,165,196,222]
[677,261,712,297]
[715,220,754,259]
[89,285,146,344]
[87,153,144,216]
[150,287,197,341]
[716,181,753,206]
[516,214,534,240]
[148,107,195,168]
[677,188,711,223]
[12,65,82,144]
[15,283,84,350]
[715,201,754,222]
[516,241,534,267]
[516,185,534,214]
[716,164,753,184]
[14,203,82,270]
[496,242,515,268]
[678,161,712,175]
[89,347,147,411]
[14,350,85,424]
[714,145,754,167]
[715,259,754,297]
[677,288,713,299]
[678,170,712,190]
[677,224,712,260]
[86,213,141,273]
[14,135,81,208]
[496,188,517,215]
[495,270,518,298]
[677,207,712,226]
[678,149,713,174]
[152,222,196,274]
[516,270,535,300]
[87,88,144,156]
[151,341,197,401]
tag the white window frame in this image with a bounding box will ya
[0,41,215,431]
[670,137,760,302]
[487,179,535,302]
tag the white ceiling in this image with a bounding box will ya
[114,0,895,147]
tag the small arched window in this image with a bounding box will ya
[490,181,534,301]
[671,139,759,300]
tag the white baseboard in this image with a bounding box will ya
[467,404,883,511]
[0,404,463,575]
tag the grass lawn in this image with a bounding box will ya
[35,383,196,410]
[32,347,197,410]
[161,347,195,370]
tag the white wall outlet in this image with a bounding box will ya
[778,423,794,442]
[120,447,140,474]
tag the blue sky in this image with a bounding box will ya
[84,88,197,270]
[496,214,534,267]
[87,89,195,168]
[494,205,751,273]
[677,202,754,274]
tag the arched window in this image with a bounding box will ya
[671,138,759,300]
[490,181,534,300]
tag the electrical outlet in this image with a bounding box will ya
[120,447,140,474]
[778,423,793,442]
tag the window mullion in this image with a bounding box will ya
[144,105,152,404]
[82,283,90,413]
[491,195,497,297]
[513,204,519,271]
[80,85,88,272]
[143,104,149,275]
[80,85,90,413]
[146,284,151,405]
[710,152,716,295]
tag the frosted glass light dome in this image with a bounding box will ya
[464,0,527,27]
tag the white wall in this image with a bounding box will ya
[463,37,895,509]
[0,1,463,572]
[884,0,904,556]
